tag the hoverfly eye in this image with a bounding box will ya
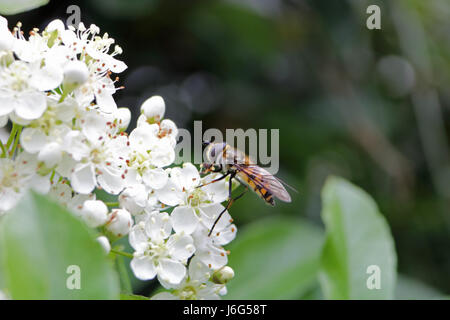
[210,148,216,158]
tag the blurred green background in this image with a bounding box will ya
[8,0,450,298]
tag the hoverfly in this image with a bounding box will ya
[199,141,293,236]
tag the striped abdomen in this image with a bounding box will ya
[236,171,275,206]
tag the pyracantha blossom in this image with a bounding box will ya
[105,208,133,237]
[0,152,50,213]
[151,257,228,300]
[129,211,195,285]
[0,15,239,300]
[191,211,237,270]
[157,163,229,235]
[96,235,111,254]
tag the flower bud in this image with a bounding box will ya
[141,95,165,123]
[46,19,65,34]
[106,208,133,237]
[118,185,146,215]
[0,17,14,52]
[0,32,13,52]
[212,266,234,284]
[115,107,131,131]
[81,200,108,228]
[63,60,89,88]
[96,236,111,254]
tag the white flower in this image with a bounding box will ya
[63,127,129,195]
[96,235,111,254]
[45,19,65,34]
[129,211,195,284]
[191,213,237,270]
[119,184,148,215]
[80,199,108,228]
[0,16,14,52]
[157,163,228,234]
[0,61,48,120]
[48,178,72,203]
[151,256,226,300]
[125,124,174,188]
[37,142,63,167]
[128,125,175,170]
[47,177,96,215]
[0,152,50,213]
[0,16,240,300]
[141,95,165,122]
[118,183,161,215]
[63,60,89,88]
[60,23,127,113]
[212,266,234,284]
[105,208,133,237]
[20,113,71,169]
[115,107,131,131]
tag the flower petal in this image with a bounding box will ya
[131,256,156,280]
[71,163,96,194]
[171,206,199,235]
[20,127,47,154]
[142,167,168,190]
[145,211,172,242]
[156,180,183,206]
[167,234,195,262]
[188,256,212,283]
[97,165,125,195]
[157,258,186,285]
[0,92,15,117]
[129,223,148,252]
[15,91,47,120]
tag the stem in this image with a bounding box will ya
[111,249,133,259]
[105,202,119,207]
[116,255,133,294]
[0,140,6,158]
[9,126,22,157]
[50,170,56,184]
[6,123,18,149]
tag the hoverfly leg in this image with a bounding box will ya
[196,171,229,188]
[208,173,246,237]
[232,186,248,202]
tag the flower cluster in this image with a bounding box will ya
[0,16,236,299]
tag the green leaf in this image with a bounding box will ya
[0,0,49,15]
[225,216,324,299]
[319,176,397,299]
[0,192,120,299]
[120,293,150,300]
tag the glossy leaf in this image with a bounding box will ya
[319,176,397,299]
[225,217,323,299]
[0,0,48,15]
[0,192,120,299]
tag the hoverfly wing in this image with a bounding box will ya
[235,164,292,203]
